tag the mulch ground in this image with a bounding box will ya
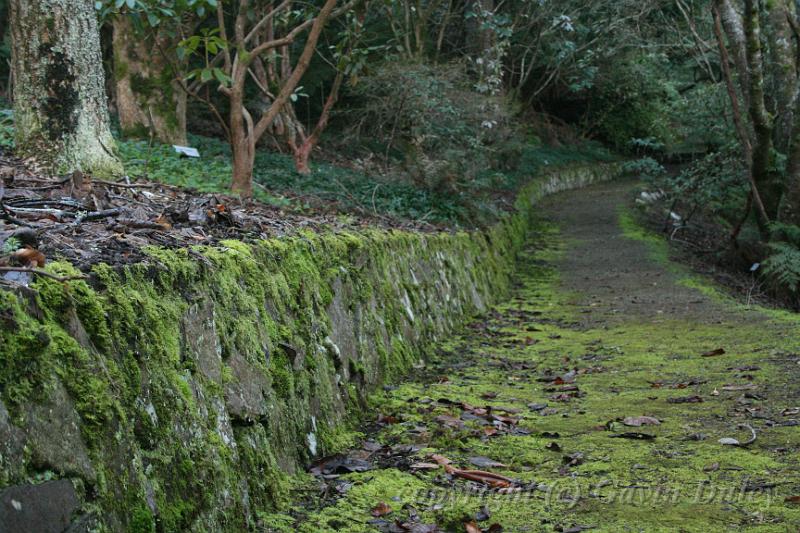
[0,152,434,276]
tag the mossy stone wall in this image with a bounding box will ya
[0,162,621,532]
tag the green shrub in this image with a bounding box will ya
[622,157,666,180]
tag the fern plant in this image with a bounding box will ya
[762,242,800,296]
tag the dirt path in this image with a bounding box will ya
[283,181,800,533]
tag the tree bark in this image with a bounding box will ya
[716,0,751,107]
[10,0,123,177]
[112,16,187,145]
[781,9,800,224]
[713,2,770,227]
[228,0,339,196]
[765,0,797,150]
[743,0,780,220]
[292,69,344,174]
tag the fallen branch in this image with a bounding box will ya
[4,206,69,220]
[93,179,176,190]
[0,266,87,282]
[74,208,122,223]
[115,218,170,230]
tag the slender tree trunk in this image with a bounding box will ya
[781,115,800,224]
[713,3,770,227]
[230,88,254,197]
[743,0,780,220]
[10,0,123,177]
[766,0,797,150]
[112,16,187,145]
[292,70,344,174]
[717,0,751,108]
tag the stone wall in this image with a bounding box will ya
[0,162,621,532]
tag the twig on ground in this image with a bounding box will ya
[93,179,176,190]
[738,424,757,446]
[74,208,123,224]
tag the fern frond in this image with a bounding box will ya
[763,242,800,294]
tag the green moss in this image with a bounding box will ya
[293,206,800,532]
[130,505,156,533]
[270,351,295,400]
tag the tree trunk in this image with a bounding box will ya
[713,2,770,227]
[10,0,122,177]
[291,69,344,174]
[717,0,751,107]
[743,0,780,220]
[766,0,797,151]
[230,88,255,197]
[112,16,187,145]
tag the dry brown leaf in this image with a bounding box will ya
[465,521,482,533]
[430,454,452,466]
[371,502,393,517]
[154,213,172,229]
[13,247,46,268]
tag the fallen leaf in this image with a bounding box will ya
[13,247,46,268]
[465,521,481,533]
[721,384,757,391]
[371,502,392,517]
[377,414,399,425]
[622,416,661,427]
[430,454,452,467]
[718,437,740,446]
[703,462,720,472]
[410,462,440,470]
[475,505,491,521]
[154,213,172,229]
[609,432,656,440]
[469,456,507,469]
[701,348,726,357]
[546,442,562,452]
[785,496,800,504]
[435,414,464,429]
[667,395,704,404]
[550,393,573,402]
[309,455,372,477]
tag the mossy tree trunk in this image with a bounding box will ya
[716,0,750,108]
[742,0,781,221]
[112,16,187,145]
[9,0,123,177]
[765,0,797,152]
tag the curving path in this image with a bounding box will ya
[289,180,800,533]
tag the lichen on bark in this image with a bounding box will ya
[9,0,123,177]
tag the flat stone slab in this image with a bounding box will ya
[0,479,79,533]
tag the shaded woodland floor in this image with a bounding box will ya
[281,181,800,532]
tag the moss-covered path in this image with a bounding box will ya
[286,181,800,532]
